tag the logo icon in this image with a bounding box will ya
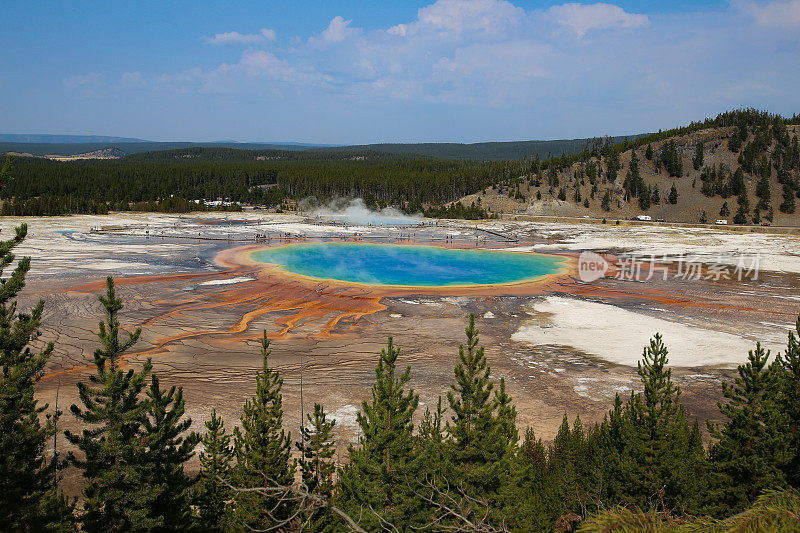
[578,251,608,282]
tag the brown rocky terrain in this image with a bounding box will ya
[462,125,800,227]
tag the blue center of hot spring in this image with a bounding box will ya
[250,243,564,286]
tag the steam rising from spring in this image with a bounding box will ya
[307,198,422,226]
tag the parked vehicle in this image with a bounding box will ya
[715,219,728,225]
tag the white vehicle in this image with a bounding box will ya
[634,215,652,221]
[715,219,728,225]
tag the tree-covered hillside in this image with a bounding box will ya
[1,154,522,216]
[469,108,800,225]
[1,108,798,222]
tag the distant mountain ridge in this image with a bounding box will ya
[0,135,648,161]
[0,134,149,143]
[320,136,650,160]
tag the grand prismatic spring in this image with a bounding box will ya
[249,242,567,287]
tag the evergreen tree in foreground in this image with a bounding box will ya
[500,427,551,531]
[337,337,420,529]
[448,315,496,480]
[141,374,198,529]
[194,409,234,531]
[231,330,295,530]
[775,317,800,488]
[65,277,156,532]
[297,403,337,529]
[0,213,73,530]
[416,396,448,470]
[624,334,705,513]
[707,343,788,515]
[447,314,513,509]
[298,403,336,497]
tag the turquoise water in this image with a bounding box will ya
[251,243,564,287]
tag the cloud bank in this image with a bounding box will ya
[60,0,800,142]
[204,28,277,45]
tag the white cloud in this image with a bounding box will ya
[387,23,407,36]
[236,49,291,77]
[204,28,277,45]
[415,0,525,36]
[120,71,146,86]
[141,0,798,139]
[435,41,549,82]
[163,49,316,94]
[547,3,649,37]
[320,16,356,43]
[63,73,106,97]
[734,0,800,27]
[63,73,103,89]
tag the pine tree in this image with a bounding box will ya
[651,185,660,205]
[605,150,620,182]
[729,133,743,153]
[780,183,796,213]
[693,142,704,170]
[623,151,644,201]
[416,396,447,468]
[500,428,551,531]
[668,183,679,204]
[413,396,456,528]
[638,185,651,210]
[447,314,507,494]
[65,277,157,532]
[730,167,746,197]
[756,174,771,211]
[601,189,612,211]
[700,210,708,223]
[660,141,683,178]
[645,143,653,160]
[588,394,633,510]
[720,201,730,217]
[298,403,336,496]
[494,377,518,448]
[231,330,295,530]
[707,343,789,515]
[295,403,337,529]
[774,316,800,488]
[547,414,585,520]
[194,409,234,531]
[0,153,13,187]
[734,188,751,224]
[0,216,73,531]
[337,337,420,529]
[141,375,198,529]
[624,335,704,513]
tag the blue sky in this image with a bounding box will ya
[1,1,798,143]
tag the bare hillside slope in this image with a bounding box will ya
[464,122,800,227]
